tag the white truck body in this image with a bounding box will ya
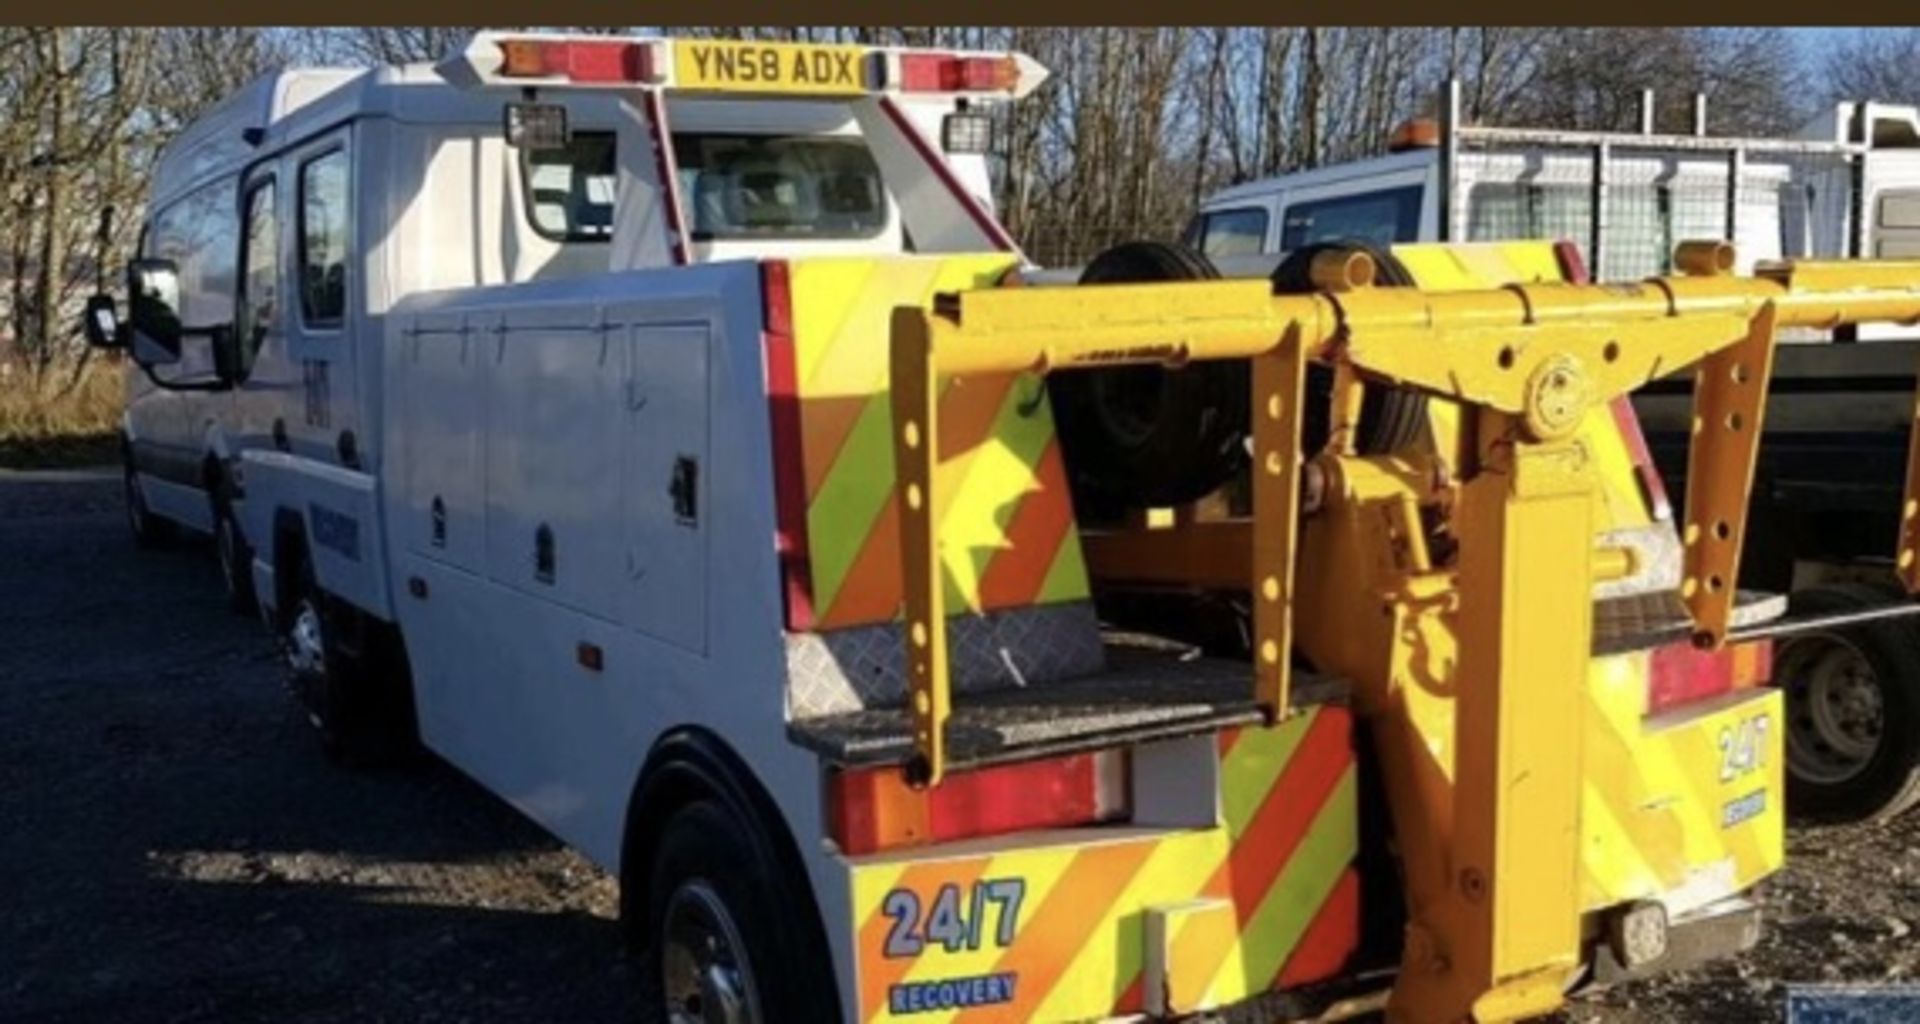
[1186,90,1920,292]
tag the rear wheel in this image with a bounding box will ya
[284,550,418,768]
[1779,583,1920,823]
[636,801,835,1024]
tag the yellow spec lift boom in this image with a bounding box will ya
[888,243,1920,1021]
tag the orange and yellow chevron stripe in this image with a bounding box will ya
[846,706,1359,1022]
[778,256,1090,632]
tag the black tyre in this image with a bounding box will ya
[1048,241,1245,516]
[284,550,418,768]
[212,484,257,615]
[635,800,838,1024]
[1270,240,1427,456]
[1779,583,1920,823]
[122,447,175,549]
[1046,239,1429,520]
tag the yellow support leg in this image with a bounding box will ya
[1251,327,1308,721]
[1680,302,1779,647]
[890,308,950,786]
[1388,412,1591,1024]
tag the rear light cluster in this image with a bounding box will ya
[1647,637,1772,715]
[831,749,1130,856]
[498,39,663,84]
[893,54,1021,94]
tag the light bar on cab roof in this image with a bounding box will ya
[439,31,1049,100]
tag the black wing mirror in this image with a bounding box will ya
[126,258,185,367]
[81,293,124,349]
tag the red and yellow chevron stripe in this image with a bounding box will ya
[774,256,1089,631]
[846,706,1359,1022]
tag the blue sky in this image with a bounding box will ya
[1793,27,1866,80]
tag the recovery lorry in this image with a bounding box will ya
[1184,83,1920,824]
[76,32,1920,1023]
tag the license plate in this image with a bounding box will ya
[672,40,866,95]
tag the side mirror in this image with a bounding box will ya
[82,294,124,349]
[126,258,184,367]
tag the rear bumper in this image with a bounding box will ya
[836,705,1361,1022]
[1583,662,1785,921]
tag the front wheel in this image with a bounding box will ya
[636,801,837,1024]
[213,493,256,615]
[122,453,174,549]
[1779,583,1920,823]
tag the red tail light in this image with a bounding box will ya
[498,38,660,84]
[896,54,1020,94]
[831,750,1129,856]
[1647,638,1772,715]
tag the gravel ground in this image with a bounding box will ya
[1,470,626,1023]
[3,469,1916,1023]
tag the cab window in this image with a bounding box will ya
[1280,186,1423,250]
[298,149,350,326]
[521,132,616,242]
[237,178,278,371]
[1186,207,1269,259]
[147,179,239,330]
[673,133,886,241]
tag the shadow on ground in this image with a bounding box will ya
[0,473,630,1023]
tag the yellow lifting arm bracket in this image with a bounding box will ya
[1250,326,1309,721]
[890,307,950,787]
[886,249,1920,784]
[1680,301,1779,648]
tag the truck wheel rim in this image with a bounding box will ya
[288,598,327,679]
[660,880,759,1024]
[1783,635,1885,785]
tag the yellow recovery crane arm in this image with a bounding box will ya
[888,242,1920,1022]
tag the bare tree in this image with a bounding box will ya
[1821,29,1920,107]
[305,26,487,66]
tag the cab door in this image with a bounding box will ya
[232,166,284,462]
[277,132,357,466]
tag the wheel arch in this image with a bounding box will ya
[270,505,310,629]
[618,726,836,973]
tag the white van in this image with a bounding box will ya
[110,57,995,613]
